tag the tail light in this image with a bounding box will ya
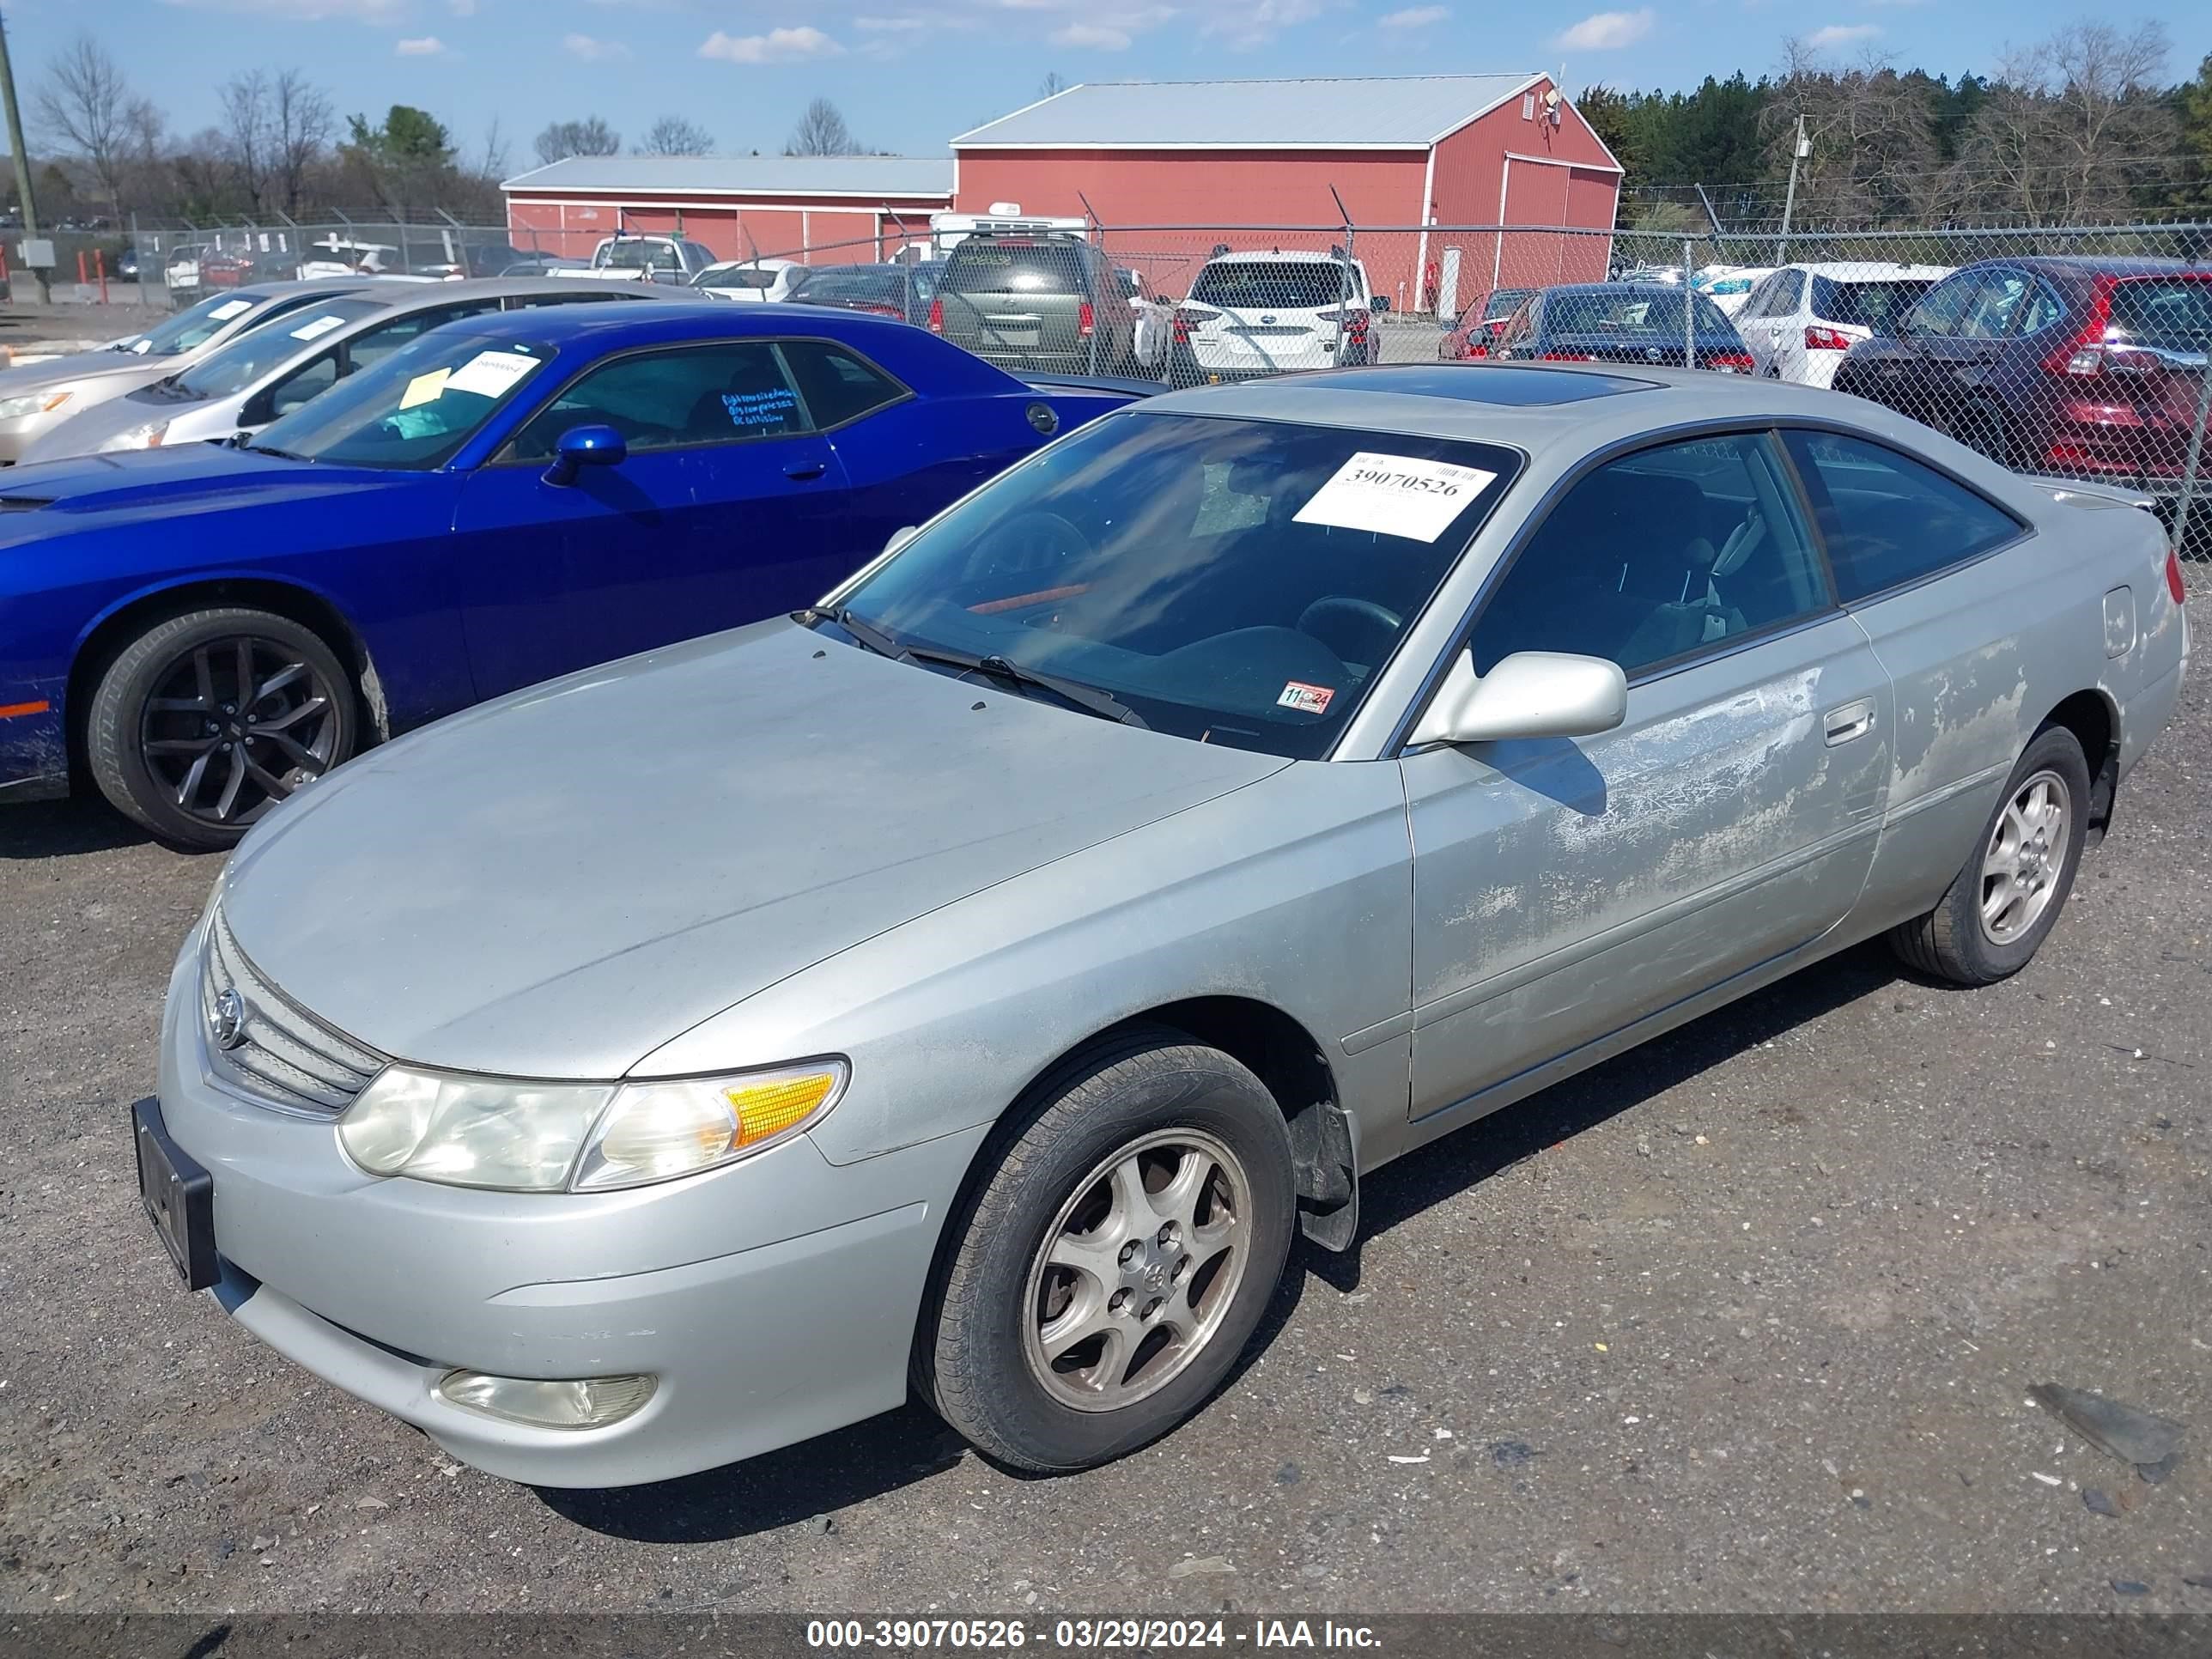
[1465,342,1489,359]
[1172,305,1218,346]
[2044,280,2115,375]
[856,302,902,319]
[1710,351,1756,374]
[2168,546,2188,605]
[1316,307,1370,345]
[927,296,944,333]
[1541,351,1593,362]
[1804,325,1852,351]
[1077,301,1095,339]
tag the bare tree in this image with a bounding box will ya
[471,117,511,185]
[639,116,714,156]
[1040,72,1070,98]
[785,98,860,157]
[33,33,140,214]
[1765,40,1952,227]
[220,70,273,216]
[534,116,621,167]
[1959,22,2176,222]
[270,71,334,216]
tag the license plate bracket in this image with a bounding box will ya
[134,1098,218,1292]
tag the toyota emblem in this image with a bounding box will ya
[210,988,247,1050]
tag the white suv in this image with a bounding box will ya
[1735,261,1953,388]
[1170,250,1375,386]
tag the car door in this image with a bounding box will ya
[1401,430,1893,1123]
[449,338,850,699]
[1910,268,2029,437]
[1767,270,1809,381]
[1860,270,1983,423]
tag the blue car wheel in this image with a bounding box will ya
[86,606,356,850]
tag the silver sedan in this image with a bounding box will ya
[136,363,2189,1486]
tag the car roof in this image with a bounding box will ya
[1981,255,2211,278]
[1139,362,1899,454]
[426,296,925,349]
[1544,283,1687,299]
[1778,261,1953,279]
[1201,249,1355,264]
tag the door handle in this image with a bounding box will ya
[784,462,827,482]
[1824,700,1876,746]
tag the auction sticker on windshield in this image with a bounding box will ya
[446,349,539,399]
[290,314,349,342]
[1293,452,1498,543]
[209,300,252,321]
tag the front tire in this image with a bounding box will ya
[918,1029,1296,1473]
[86,606,356,850]
[1887,725,2091,986]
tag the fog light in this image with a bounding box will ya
[434,1370,656,1430]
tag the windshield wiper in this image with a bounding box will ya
[801,607,1146,728]
[242,442,310,462]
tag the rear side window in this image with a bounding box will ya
[1769,270,1805,313]
[507,343,809,459]
[1783,430,2022,602]
[781,340,907,428]
[1814,277,1937,335]
[2106,278,2212,352]
[943,242,1087,296]
[1191,261,1355,311]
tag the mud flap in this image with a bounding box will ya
[1295,1102,1359,1252]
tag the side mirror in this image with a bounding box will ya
[544,423,626,487]
[1407,649,1626,747]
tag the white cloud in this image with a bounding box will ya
[447,0,476,15]
[1200,0,1322,49]
[698,25,843,63]
[856,14,930,27]
[1052,21,1131,46]
[1378,4,1446,26]
[1806,21,1881,46]
[395,34,447,53]
[562,32,631,59]
[1554,7,1653,50]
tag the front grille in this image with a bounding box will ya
[203,907,385,1115]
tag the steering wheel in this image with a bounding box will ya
[1297,595,1403,666]
[969,509,1090,578]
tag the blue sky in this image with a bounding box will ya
[7,2,2205,172]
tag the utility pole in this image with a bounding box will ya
[0,9,48,303]
[1773,114,1808,268]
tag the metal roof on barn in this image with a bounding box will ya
[501,155,957,198]
[951,75,1545,151]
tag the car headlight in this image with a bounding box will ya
[0,390,74,421]
[337,1060,848,1193]
[97,421,167,452]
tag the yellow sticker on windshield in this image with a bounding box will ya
[399,368,450,410]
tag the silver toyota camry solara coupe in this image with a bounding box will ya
[137,363,2189,1487]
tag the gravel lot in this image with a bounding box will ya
[2,592,2207,1619]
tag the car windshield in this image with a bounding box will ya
[2106,278,2212,354]
[1548,289,1731,337]
[696,264,775,290]
[1190,261,1355,311]
[832,411,1522,760]
[942,242,1086,295]
[244,328,552,470]
[793,268,908,307]
[1482,289,1535,320]
[1814,277,1938,333]
[602,240,678,272]
[105,291,265,357]
[172,298,386,398]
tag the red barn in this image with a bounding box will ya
[501,155,956,266]
[951,73,1622,312]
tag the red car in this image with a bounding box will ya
[1438,288,1540,360]
[198,251,255,289]
[1833,257,2212,495]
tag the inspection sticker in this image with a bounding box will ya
[1277,681,1335,715]
[399,368,451,410]
[289,313,349,342]
[445,349,539,399]
[1292,452,1497,543]
[208,299,252,321]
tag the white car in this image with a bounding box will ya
[1735,261,1954,388]
[1171,250,1376,385]
[690,258,805,303]
[1696,265,1777,318]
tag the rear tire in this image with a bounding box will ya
[1887,725,2090,986]
[87,606,356,851]
[917,1028,1296,1473]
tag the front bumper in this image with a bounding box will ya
[152,925,987,1486]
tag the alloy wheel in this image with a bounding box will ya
[1980,768,2070,945]
[1022,1127,1252,1413]
[139,635,341,830]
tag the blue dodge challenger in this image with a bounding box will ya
[0,302,1144,846]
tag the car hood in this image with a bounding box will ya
[219,620,1288,1079]
[0,445,404,540]
[16,384,210,463]
[0,350,173,398]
